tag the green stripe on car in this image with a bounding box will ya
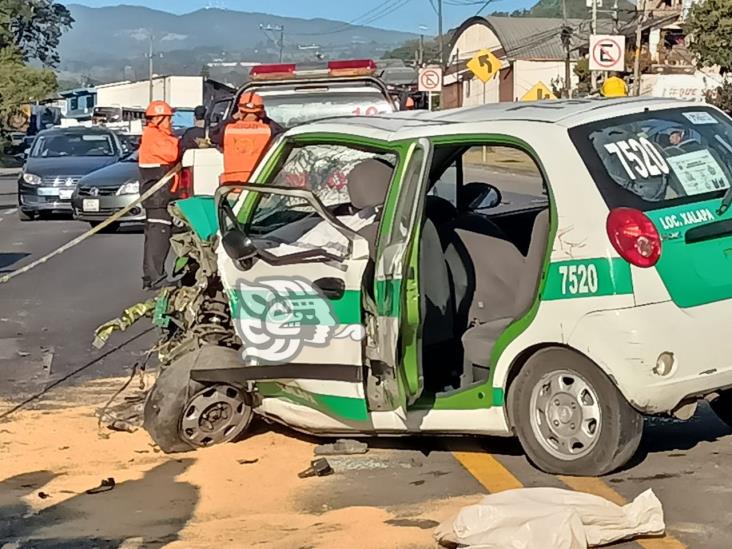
[542,258,633,300]
[228,288,363,325]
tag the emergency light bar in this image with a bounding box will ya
[250,59,377,81]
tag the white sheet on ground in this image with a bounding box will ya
[434,487,665,549]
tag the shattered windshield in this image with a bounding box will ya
[248,143,397,241]
[570,107,732,210]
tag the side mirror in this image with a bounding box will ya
[465,182,502,210]
[222,229,258,262]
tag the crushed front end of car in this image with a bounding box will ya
[93,196,240,367]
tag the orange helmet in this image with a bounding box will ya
[238,91,265,114]
[145,100,174,118]
[404,96,415,109]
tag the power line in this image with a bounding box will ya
[291,0,413,36]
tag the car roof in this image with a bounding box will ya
[286,97,700,142]
[36,126,116,137]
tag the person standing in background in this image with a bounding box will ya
[138,100,181,290]
[181,105,208,152]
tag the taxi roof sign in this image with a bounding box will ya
[520,81,557,101]
[467,49,501,83]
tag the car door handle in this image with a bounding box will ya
[313,277,346,300]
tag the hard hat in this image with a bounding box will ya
[145,100,174,118]
[238,91,265,114]
[405,96,415,109]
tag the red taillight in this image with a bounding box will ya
[606,207,661,268]
[250,63,296,80]
[178,167,193,199]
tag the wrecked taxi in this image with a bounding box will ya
[98,97,732,476]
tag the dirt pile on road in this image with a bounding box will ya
[0,379,477,548]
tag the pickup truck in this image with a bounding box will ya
[183,59,397,196]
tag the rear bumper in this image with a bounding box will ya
[71,194,146,222]
[568,299,732,414]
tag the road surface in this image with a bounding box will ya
[1,174,731,548]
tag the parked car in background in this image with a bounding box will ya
[71,150,144,231]
[17,126,130,221]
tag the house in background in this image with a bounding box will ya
[442,17,586,108]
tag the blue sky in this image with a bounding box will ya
[75,0,538,33]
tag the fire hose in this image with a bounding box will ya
[0,163,181,284]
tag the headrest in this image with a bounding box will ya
[347,158,394,211]
[425,195,457,225]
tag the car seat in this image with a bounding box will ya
[346,158,394,258]
[460,209,550,368]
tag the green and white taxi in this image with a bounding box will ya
[141,97,732,476]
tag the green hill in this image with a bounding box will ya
[527,0,637,19]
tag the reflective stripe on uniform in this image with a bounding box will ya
[147,218,172,225]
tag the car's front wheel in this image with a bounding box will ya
[509,348,643,476]
[143,350,254,453]
[18,209,35,221]
[710,389,732,428]
[89,221,120,233]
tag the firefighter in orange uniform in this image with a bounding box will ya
[213,91,284,185]
[138,100,181,290]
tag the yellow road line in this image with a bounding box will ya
[559,476,687,549]
[452,450,687,549]
[452,451,523,493]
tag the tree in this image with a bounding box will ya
[383,37,441,65]
[0,0,74,67]
[685,0,732,112]
[685,0,732,74]
[0,47,57,127]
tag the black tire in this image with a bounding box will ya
[89,221,120,233]
[143,349,254,453]
[508,348,643,476]
[710,389,732,428]
[144,351,206,453]
[18,209,35,221]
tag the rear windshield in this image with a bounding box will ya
[258,89,394,127]
[570,107,732,211]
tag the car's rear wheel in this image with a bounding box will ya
[18,209,35,221]
[509,348,643,476]
[144,350,254,453]
[710,389,732,428]
[89,221,120,233]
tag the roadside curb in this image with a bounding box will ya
[0,168,21,176]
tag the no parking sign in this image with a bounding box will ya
[418,67,443,93]
[589,35,626,72]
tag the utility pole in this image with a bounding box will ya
[633,0,648,96]
[591,0,598,92]
[561,0,572,98]
[419,33,425,66]
[612,0,619,33]
[147,34,154,103]
[437,0,445,68]
[260,24,285,63]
